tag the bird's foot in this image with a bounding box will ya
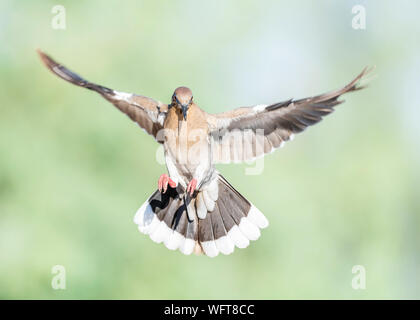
[158,174,176,193]
[186,178,198,196]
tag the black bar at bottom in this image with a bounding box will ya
[0,300,417,318]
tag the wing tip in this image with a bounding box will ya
[349,65,376,90]
[357,65,377,89]
[36,48,57,71]
[36,49,96,90]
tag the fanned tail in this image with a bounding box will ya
[134,174,268,257]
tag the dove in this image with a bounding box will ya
[37,49,371,257]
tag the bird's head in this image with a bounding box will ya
[172,86,193,120]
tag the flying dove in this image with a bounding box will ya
[37,49,371,257]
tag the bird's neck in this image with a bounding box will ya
[164,104,208,140]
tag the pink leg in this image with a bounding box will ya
[158,174,176,193]
[186,178,198,196]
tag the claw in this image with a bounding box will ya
[158,174,176,193]
[186,178,198,196]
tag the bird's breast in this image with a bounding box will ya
[163,106,211,172]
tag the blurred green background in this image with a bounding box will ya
[1,0,419,299]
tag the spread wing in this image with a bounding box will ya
[207,67,373,163]
[37,49,168,141]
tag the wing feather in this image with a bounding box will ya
[37,49,167,141]
[208,67,373,163]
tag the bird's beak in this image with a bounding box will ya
[181,105,188,120]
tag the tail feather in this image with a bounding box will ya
[161,197,181,228]
[173,205,188,236]
[134,174,269,257]
[247,206,269,229]
[216,197,250,249]
[195,192,207,219]
[149,196,182,244]
[218,176,249,224]
[198,209,218,257]
[166,205,189,251]
[149,220,172,244]
[186,198,197,222]
[213,203,235,255]
[217,178,261,241]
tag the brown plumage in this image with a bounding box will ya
[37,49,372,257]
